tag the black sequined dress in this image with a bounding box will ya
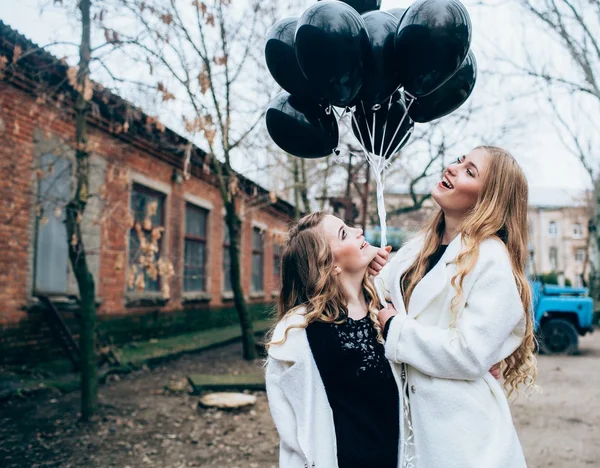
[306,314,399,468]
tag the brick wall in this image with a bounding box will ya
[0,80,291,365]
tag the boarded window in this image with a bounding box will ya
[34,154,72,295]
[184,203,208,292]
[128,183,165,293]
[251,227,264,292]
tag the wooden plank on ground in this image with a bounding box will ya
[188,372,265,393]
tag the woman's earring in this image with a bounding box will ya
[333,266,342,275]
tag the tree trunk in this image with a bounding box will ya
[292,157,300,219]
[66,0,97,421]
[300,158,310,213]
[319,156,331,211]
[225,202,257,360]
[590,179,600,301]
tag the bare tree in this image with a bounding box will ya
[101,0,284,359]
[1,0,182,418]
[498,0,600,293]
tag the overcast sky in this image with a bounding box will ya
[1,0,593,193]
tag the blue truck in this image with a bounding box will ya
[531,280,594,354]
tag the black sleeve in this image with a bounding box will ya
[383,316,395,340]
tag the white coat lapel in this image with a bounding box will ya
[268,312,335,465]
[388,248,419,315]
[408,234,463,318]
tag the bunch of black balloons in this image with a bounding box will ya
[264,0,477,160]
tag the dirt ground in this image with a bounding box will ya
[1,332,599,468]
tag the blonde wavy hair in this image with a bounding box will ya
[401,146,537,397]
[266,211,383,348]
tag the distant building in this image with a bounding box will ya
[528,188,592,287]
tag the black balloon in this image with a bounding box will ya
[394,0,472,97]
[356,11,400,107]
[387,7,407,20]
[319,0,382,14]
[408,51,477,123]
[352,93,414,158]
[266,92,339,159]
[295,1,370,107]
[265,17,315,98]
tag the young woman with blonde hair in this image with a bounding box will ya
[265,211,401,468]
[375,146,537,467]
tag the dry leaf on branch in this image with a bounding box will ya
[147,200,158,217]
[147,262,158,281]
[127,267,136,288]
[214,56,227,66]
[12,45,22,64]
[135,273,146,292]
[228,176,239,196]
[205,128,216,145]
[151,227,164,243]
[157,82,175,102]
[160,13,174,25]
[192,1,208,16]
[198,66,210,94]
[67,67,78,88]
[83,78,93,101]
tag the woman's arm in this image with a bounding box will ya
[384,265,525,380]
[265,358,308,467]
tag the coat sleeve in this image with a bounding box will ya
[384,260,526,380]
[265,357,307,468]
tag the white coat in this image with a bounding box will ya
[265,309,405,468]
[380,234,528,468]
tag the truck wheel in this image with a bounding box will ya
[539,319,579,355]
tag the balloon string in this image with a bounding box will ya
[374,169,387,247]
[382,95,415,159]
[378,93,395,160]
[350,107,371,161]
[386,126,414,164]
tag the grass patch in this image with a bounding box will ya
[118,320,272,366]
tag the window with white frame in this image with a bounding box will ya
[548,221,558,237]
[184,203,208,292]
[572,223,583,239]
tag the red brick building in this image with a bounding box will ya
[0,22,293,364]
